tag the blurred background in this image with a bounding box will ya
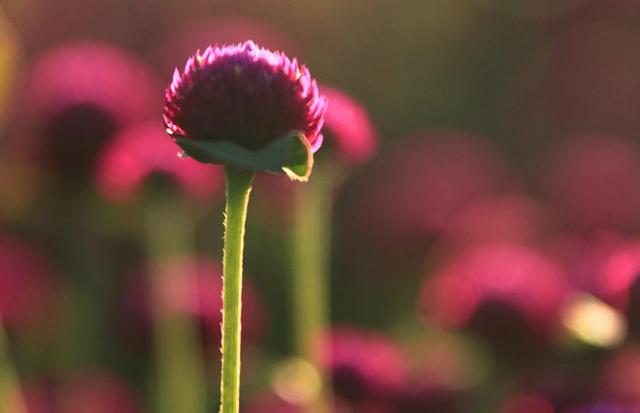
[2,0,640,412]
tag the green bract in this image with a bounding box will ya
[174,130,314,182]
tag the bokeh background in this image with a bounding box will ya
[2,0,640,412]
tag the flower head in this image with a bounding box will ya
[95,121,223,202]
[420,244,569,351]
[319,327,407,406]
[163,41,327,179]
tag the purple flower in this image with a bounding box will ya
[419,244,569,355]
[542,135,640,231]
[95,121,224,202]
[440,193,553,249]
[344,131,509,254]
[19,41,157,179]
[320,85,377,164]
[163,41,327,168]
[319,327,408,407]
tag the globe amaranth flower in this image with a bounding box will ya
[320,85,377,164]
[95,121,223,202]
[163,41,327,180]
[19,41,157,180]
[419,244,569,357]
[542,135,640,231]
[318,326,408,408]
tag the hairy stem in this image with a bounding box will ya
[219,167,254,413]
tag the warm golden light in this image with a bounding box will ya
[271,357,322,406]
[561,293,627,348]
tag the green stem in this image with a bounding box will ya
[292,161,336,413]
[219,167,254,413]
[145,196,206,413]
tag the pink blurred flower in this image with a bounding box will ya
[319,326,408,406]
[441,193,555,249]
[18,41,157,178]
[119,257,267,353]
[541,135,640,231]
[347,130,509,246]
[0,236,55,328]
[95,121,223,202]
[420,244,569,339]
[320,85,377,164]
[163,41,326,152]
[545,231,627,300]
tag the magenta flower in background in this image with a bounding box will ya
[0,236,55,328]
[119,257,267,354]
[95,121,223,202]
[603,241,640,334]
[545,231,627,301]
[541,135,640,231]
[318,327,408,407]
[420,244,569,351]
[18,41,157,179]
[319,85,377,164]
[440,193,555,250]
[163,41,326,156]
[345,131,509,249]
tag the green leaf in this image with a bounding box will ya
[174,131,314,181]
